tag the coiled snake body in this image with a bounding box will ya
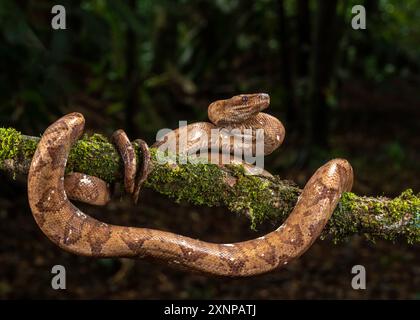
[153,93,284,169]
[27,94,353,277]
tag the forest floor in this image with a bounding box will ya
[0,78,419,299]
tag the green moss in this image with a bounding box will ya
[224,165,276,229]
[20,137,37,160]
[386,189,417,218]
[339,192,358,211]
[145,149,226,207]
[327,192,360,242]
[0,129,120,183]
[363,189,419,243]
[85,133,110,144]
[0,128,22,167]
[328,189,420,244]
[66,133,121,183]
[1,127,418,242]
[145,149,299,230]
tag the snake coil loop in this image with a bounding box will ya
[27,94,353,277]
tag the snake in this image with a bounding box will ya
[27,94,353,277]
[152,94,287,178]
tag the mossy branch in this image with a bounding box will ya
[0,127,419,244]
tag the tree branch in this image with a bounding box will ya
[0,127,418,243]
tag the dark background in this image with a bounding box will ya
[0,0,419,299]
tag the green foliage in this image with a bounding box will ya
[0,130,418,242]
[0,128,22,167]
[146,149,299,230]
[67,133,121,183]
[0,0,418,242]
[145,149,226,207]
[1,0,419,137]
[384,141,405,169]
[225,165,276,229]
[329,189,420,244]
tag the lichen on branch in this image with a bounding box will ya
[0,127,419,244]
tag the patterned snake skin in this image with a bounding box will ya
[27,94,353,277]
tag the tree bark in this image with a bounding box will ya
[0,127,418,244]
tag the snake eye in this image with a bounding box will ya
[241,96,249,103]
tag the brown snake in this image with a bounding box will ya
[27,94,353,277]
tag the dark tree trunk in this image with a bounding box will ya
[124,0,140,137]
[310,0,340,148]
[364,0,379,18]
[296,0,311,78]
[277,0,296,123]
[151,6,177,75]
[295,0,311,133]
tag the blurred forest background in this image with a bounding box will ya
[0,0,419,299]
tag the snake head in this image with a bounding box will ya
[209,93,270,125]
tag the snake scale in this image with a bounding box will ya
[27,94,353,277]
